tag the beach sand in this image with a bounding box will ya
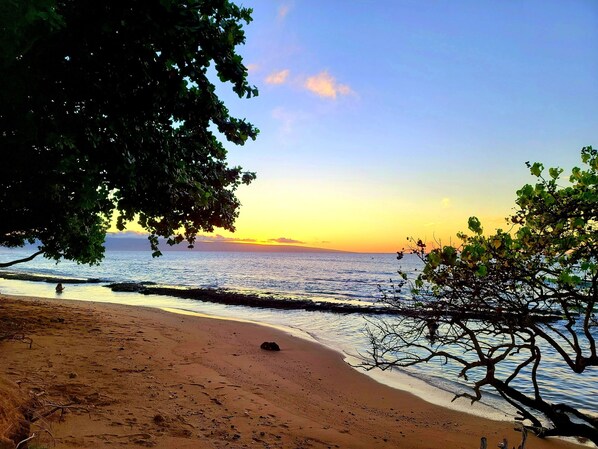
[0,295,580,449]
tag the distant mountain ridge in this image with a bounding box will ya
[104,237,348,253]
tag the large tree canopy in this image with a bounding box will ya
[0,0,258,265]
[366,147,598,444]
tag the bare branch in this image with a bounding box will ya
[0,250,44,268]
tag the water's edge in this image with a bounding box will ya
[1,249,595,448]
[0,276,515,424]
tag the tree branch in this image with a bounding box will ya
[0,250,44,268]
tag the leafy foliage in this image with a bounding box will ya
[0,0,258,264]
[367,147,598,444]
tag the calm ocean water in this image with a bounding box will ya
[1,249,596,420]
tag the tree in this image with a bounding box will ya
[0,0,258,266]
[365,146,598,444]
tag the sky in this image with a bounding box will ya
[127,1,598,253]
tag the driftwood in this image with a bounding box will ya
[517,427,528,449]
[30,401,89,423]
[15,433,35,449]
[0,333,32,349]
[480,427,527,449]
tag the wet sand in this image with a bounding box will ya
[0,295,579,448]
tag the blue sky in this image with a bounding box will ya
[203,0,598,252]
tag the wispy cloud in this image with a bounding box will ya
[271,107,297,135]
[278,3,291,21]
[269,237,305,244]
[441,197,452,208]
[198,235,306,246]
[197,234,257,243]
[265,69,290,85]
[106,230,147,238]
[246,63,260,73]
[304,71,353,99]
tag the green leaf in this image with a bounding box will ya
[548,167,562,179]
[530,162,544,177]
[476,264,487,277]
[468,217,483,235]
[427,251,441,268]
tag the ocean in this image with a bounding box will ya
[1,248,596,422]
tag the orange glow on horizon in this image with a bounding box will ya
[107,174,514,254]
[107,206,511,254]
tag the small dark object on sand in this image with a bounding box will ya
[260,341,280,351]
[56,283,64,293]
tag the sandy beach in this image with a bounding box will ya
[0,295,580,449]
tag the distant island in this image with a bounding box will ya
[104,237,349,253]
[5,236,349,254]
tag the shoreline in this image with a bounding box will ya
[163,305,516,423]
[0,269,396,315]
[2,276,596,429]
[0,275,523,422]
[3,252,593,424]
[0,295,582,448]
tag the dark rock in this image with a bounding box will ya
[103,284,400,315]
[108,282,148,293]
[0,271,102,284]
[260,341,280,351]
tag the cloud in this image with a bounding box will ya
[441,198,452,208]
[268,237,305,244]
[304,71,353,99]
[265,69,290,85]
[106,230,147,238]
[197,234,257,243]
[278,4,291,21]
[246,63,260,73]
[271,107,297,135]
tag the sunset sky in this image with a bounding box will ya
[126,1,598,253]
